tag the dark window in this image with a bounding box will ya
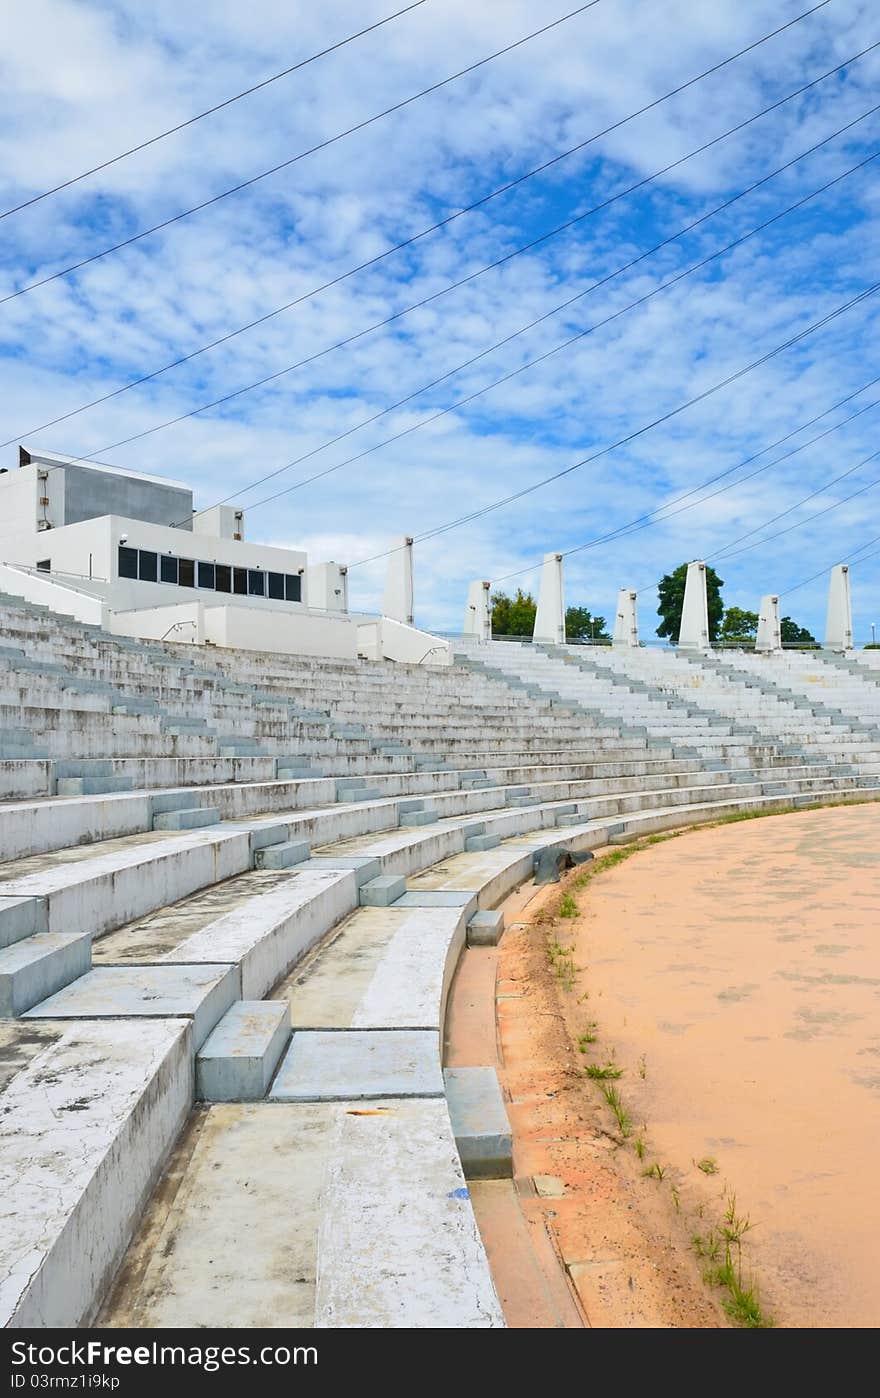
[248,570,265,597]
[178,557,195,588]
[267,571,284,600]
[118,546,138,579]
[160,554,178,584]
[233,567,248,595]
[197,561,215,590]
[285,574,302,602]
[138,550,158,582]
[215,564,231,593]
[36,559,50,572]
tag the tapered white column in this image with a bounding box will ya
[382,536,414,625]
[463,580,491,641]
[533,553,565,643]
[824,563,853,650]
[755,594,781,652]
[678,560,710,649]
[613,588,639,647]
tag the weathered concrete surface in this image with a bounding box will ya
[270,1029,444,1101]
[196,1001,290,1101]
[0,931,91,1016]
[395,888,478,914]
[0,1019,192,1327]
[100,1103,327,1327]
[25,963,239,1049]
[276,905,465,1031]
[0,827,252,938]
[0,1021,63,1094]
[100,1098,502,1329]
[92,868,296,963]
[0,894,47,948]
[161,868,357,1000]
[359,873,406,907]
[443,1067,512,1179]
[314,1098,504,1327]
[467,908,505,947]
[406,844,538,909]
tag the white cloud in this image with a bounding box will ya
[0,0,878,638]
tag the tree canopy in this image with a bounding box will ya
[563,606,609,641]
[490,591,609,640]
[720,606,758,644]
[656,563,724,644]
[780,616,817,647]
[490,589,537,637]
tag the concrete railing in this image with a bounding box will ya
[0,562,107,626]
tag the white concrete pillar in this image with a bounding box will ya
[755,594,781,652]
[463,580,491,641]
[824,563,853,650]
[678,560,710,649]
[307,562,349,613]
[613,588,639,647]
[533,553,565,644]
[382,537,414,626]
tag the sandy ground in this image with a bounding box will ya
[450,881,726,1328]
[560,805,880,1328]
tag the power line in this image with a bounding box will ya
[87,47,880,464]
[712,456,880,562]
[1,0,836,448]
[0,3,602,307]
[241,143,878,522]
[537,382,880,584]
[783,530,880,594]
[709,448,880,562]
[0,2,429,222]
[347,280,880,570]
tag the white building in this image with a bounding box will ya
[0,448,441,661]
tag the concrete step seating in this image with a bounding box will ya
[3,762,877,1326]
[455,639,880,771]
[3,595,880,1327]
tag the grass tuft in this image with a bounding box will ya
[599,1083,633,1138]
[585,1062,623,1081]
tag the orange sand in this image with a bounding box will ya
[571,805,880,1327]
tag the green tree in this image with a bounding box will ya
[656,563,724,644]
[565,606,609,641]
[490,589,537,636]
[491,591,610,640]
[720,606,758,645]
[780,616,817,647]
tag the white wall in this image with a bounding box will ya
[204,604,358,659]
[9,515,115,583]
[358,617,451,666]
[6,514,311,613]
[107,601,206,645]
[307,561,349,613]
[0,468,40,563]
[0,562,107,625]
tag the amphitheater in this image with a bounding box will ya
[2,577,880,1328]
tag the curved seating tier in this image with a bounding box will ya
[2,597,880,1327]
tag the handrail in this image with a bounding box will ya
[0,560,106,600]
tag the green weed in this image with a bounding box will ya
[599,1083,633,1138]
[585,1063,622,1081]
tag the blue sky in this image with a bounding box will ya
[0,0,878,638]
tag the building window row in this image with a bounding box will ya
[118,546,302,601]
